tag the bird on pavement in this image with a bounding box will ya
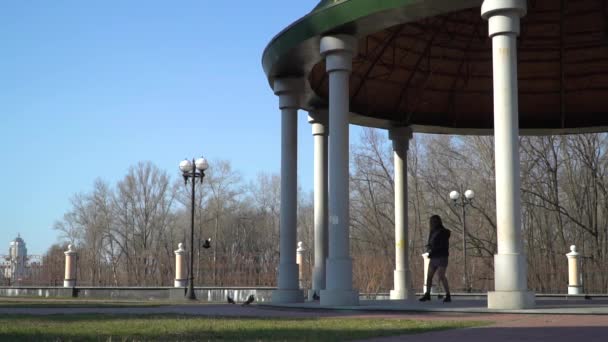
[312,292,320,301]
[241,294,255,306]
[202,238,211,249]
[227,295,235,304]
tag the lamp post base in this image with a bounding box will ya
[185,285,197,300]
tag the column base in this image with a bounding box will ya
[488,290,535,309]
[494,253,528,291]
[63,280,75,287]
[174,279,186,287]
[390,269,413,300]
[272,289,304,303]
[308,288,322,301]
[278,262,299,290]
[390,289,414,300]
[320,289,359,306]
[325,257,353,290]
[311,265,326,296]
[568,285,583,295]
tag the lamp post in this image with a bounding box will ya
[180,157,209,300]
[449,189,474,292]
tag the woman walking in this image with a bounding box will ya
[419,215,451,303]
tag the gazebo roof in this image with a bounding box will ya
[262,0,608,134]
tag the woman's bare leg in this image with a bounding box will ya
[437,266,450,294]
[426,264,438,293]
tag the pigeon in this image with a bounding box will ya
[227,295,235,304]
[312,292,320,301]
[241,294,255,306]
[202,238,211,249]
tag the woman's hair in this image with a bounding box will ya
[430,215,443,231]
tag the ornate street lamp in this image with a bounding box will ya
[179,157,209,300]
[449,189,475,292]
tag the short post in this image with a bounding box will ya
[174,243,187,287]
[296,241,306,289]
[422,253,436,294]
[566,245,582,295]
[63,244,77,287]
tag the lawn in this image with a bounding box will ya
[0,314,488,341]
[0,298,167,308]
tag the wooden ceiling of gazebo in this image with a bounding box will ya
[306,0,608,132]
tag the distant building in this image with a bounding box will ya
[1,234,32,284]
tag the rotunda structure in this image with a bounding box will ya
[262,0,608,309]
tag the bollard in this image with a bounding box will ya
[64,244,77,287]
[297,241,306,290]
[174,243,187,287]
[421,253,436,294]
[566,245,582,295]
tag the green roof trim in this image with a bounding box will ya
[311,0,350,13]
[262,0,423,78]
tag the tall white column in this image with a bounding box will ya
[389,127,414,300]
[272,78,304,303]
[319,34,359,306]
[63,244,77,287]
[482,0,535,309]
[566,245,582,295]
[308,110,329,299]
[174,243,186,287]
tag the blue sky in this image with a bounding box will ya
[0,1,364,255]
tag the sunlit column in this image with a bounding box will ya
[389,127,414,300]
[272,77,304,303]
[566,245,582,295]
[319,34,359,306]
[63,244,77,287]
[482,0,535,309]
[308,109,329,299]
[174,243,186,287]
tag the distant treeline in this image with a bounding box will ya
[39,129,608,294]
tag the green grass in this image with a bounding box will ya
[0,299,168,308]
[0,314,489,341]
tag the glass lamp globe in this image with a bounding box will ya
[449,191,460,200]
[464,189,475,199]
[179,159,193,172]
[195,157,209,171]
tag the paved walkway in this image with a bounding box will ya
[1,299,608,341]
[265,297,608,315]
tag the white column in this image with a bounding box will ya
[319,34,359,306]
[308,110,329,299]
[272,78,304,303]
[63,244,77,287]
[174,243,186,287]
[567,245,582,295]
[389,127,414,300]
[482,0,535,309]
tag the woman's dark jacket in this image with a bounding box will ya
[426,226,451,258]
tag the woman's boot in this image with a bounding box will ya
[419,292,431,302]
[443,293,451,303]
